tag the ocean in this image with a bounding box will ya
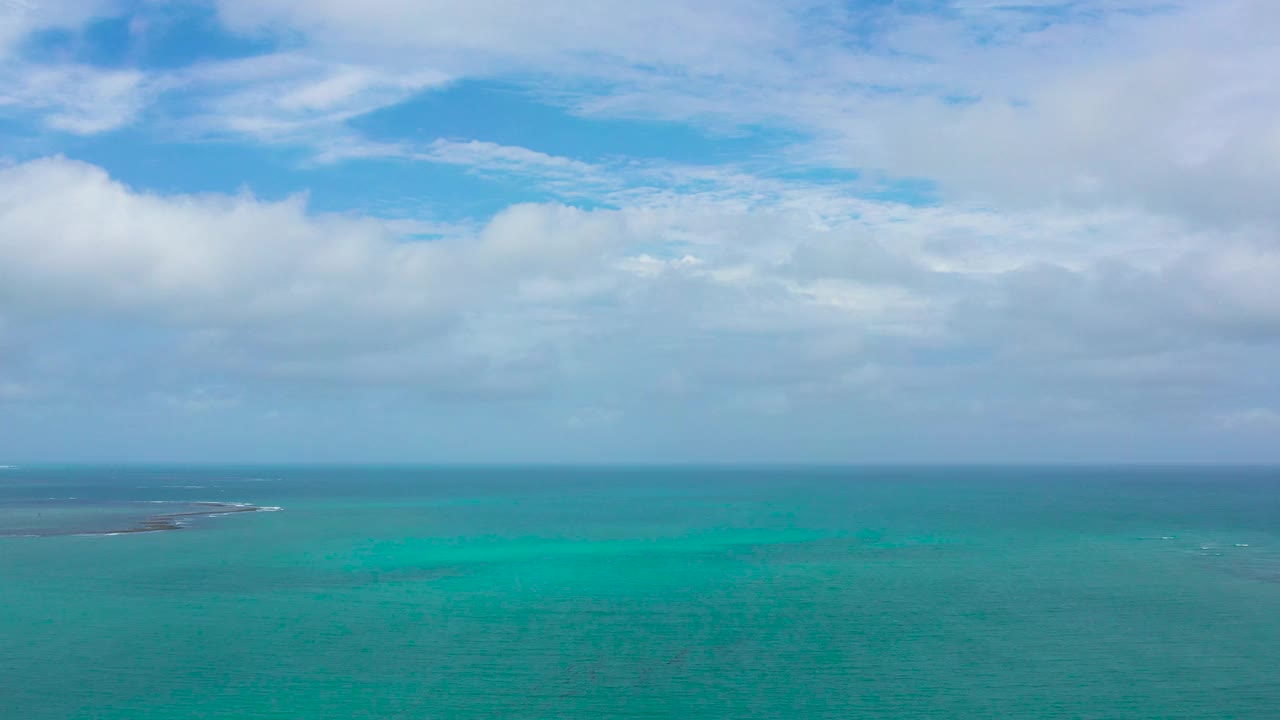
[2,465,1278,719]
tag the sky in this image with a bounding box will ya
[1,0,1279,463]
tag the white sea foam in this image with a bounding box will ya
[17,499,280,538]
[1235,543,1250,548]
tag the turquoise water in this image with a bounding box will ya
[2,466,1279,719]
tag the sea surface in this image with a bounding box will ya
[2,465,1279,719]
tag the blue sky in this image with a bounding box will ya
[2,0,1279,462]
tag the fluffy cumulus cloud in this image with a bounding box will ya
[0,157,632,384]
[1,0,1279,461]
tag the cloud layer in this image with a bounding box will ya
[1,1,1278,461]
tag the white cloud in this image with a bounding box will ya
[173,53,450,142]
[3,155,1277,394]
[1215,408,1280,432]
[0,157,643,390]
[7,0,1276,235]
[152,386,242,413]
[2,154,1280,458]
[0,381,31,401]
[212,0,795,76]
[0,0,119,57]
[0,64,150,133]
[0,0,148,133]
[4,2,1280,458]
[565,405,622,429]
[307,0,1268,231]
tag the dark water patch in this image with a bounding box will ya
[0,499,281,537]
[119,562,470,597]
[100,502,280,536]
